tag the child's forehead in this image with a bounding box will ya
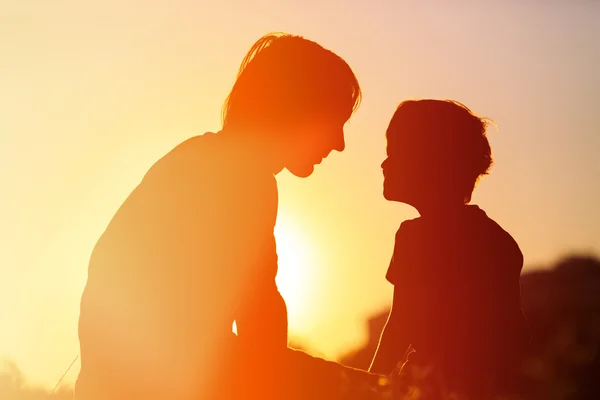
[386,112,458,150]
[385,122,428,148]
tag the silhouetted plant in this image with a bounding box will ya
[0,360,73,400]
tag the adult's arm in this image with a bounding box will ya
[229,172,288,352]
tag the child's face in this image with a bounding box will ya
[382,140,420,204]
[381,125,437,206]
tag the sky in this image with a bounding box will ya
[1,0,599,389]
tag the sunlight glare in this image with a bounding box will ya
[274,213,315,336]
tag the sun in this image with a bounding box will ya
[273,213,314,336]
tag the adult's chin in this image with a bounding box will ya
[286,163,315,178]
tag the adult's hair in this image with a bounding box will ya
[222,33,361,134]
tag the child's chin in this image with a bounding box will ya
[383,186,409,203]
[382,186,398,201]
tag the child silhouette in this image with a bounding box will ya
[370,99,529,398]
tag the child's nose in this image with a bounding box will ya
[381,158,388,169]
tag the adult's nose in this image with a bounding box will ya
[333,130,345,152]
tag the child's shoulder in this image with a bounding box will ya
[475,206,519,241]
[393,216,424,242]
[470,206,524,267]
[394,206,523,262]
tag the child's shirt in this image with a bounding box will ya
[386,205,529,375]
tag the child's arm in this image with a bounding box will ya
[370,222,413,375]
[369,291,410,375]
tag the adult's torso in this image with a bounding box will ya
[76,132,278,398]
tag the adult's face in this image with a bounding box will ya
[282,113,349,178]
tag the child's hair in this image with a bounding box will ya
[387,99,495,202]
[222,32,361,133]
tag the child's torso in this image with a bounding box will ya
[389,205,529,368]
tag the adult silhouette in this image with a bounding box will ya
[75,33,361,400]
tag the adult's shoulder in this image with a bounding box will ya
[142,132,218,181]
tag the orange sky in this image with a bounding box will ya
[1,0,599,389]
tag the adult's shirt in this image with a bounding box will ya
[76,132,280,398]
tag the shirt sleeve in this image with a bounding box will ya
[385,222,408,286]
